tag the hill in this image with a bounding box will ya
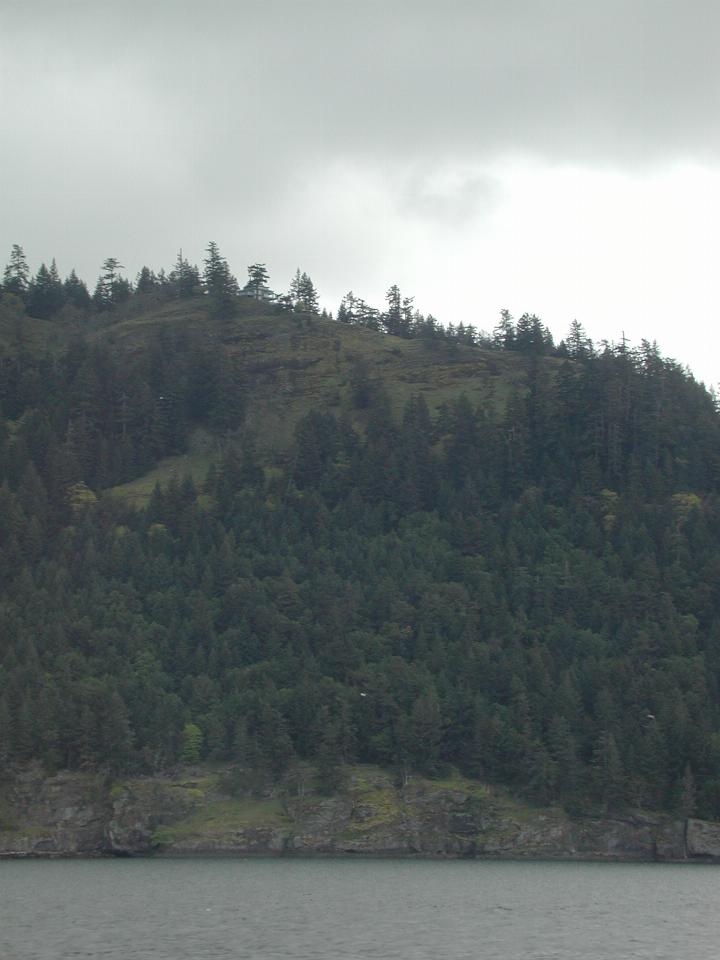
[102,300,545,502]
[1,290,548,504]
[2,285,720,827]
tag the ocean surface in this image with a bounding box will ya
[0,857,718,959]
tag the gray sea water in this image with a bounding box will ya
[0,857,718,959]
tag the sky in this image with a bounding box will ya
[2,0,720,384]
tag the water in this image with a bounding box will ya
[1,857,719,959]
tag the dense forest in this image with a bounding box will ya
[2,242,720,820]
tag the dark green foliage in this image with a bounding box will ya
[288,269,319,313]
[203,242,238,318]
[63,270,91,311]
[208,356,245,436]
[316,722,346,795]
[168,251,200,299]
[0,328,243,491]
[3,245,30,300]
[135,266,159,295]
[93,258,129,311]
[246,263,271,300]
[27,261,65,319]
[2,278,720,820]
[181,722,203,763]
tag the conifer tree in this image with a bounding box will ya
[384,284,402,336]
[566,319,594,359]
[181,722,203,763]
[135,266,158,295]
[27,260,65,318]
[246,263,270,299]
[3,244,30,299]
[93,258,128,310]
[592,731,625,811]
[289,269,319,313]
[169,251,200,298]
[493,308,515,350]
[63,269,91,309]
[203,241,238,317]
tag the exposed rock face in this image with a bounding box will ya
[0,764,109,857]
[106,778,203,855]
[0,763,715,862]
[686,818,720,859]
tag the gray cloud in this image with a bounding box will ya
[396,170,504,225]
[1,0,719,358]
[5,2,719,167]
[22,0,713,166]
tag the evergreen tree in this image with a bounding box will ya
[3,244,30,300]
[209,356,245,436]
[384,284,402,336]
[592,732,625,811]
[27,260,65,319]
[203,242,238,317]
[316,718,345,795]
[181,722,203,763]
[168,251,200,298]
[93,258,128,310]
[493,309,515,350]
[565,319,594,360]
[548,716,582,807]
[289,269,319,313]
[63,269,91,310]
[246,263,270,300]
[135,266,158,295]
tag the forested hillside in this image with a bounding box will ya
[2,243,720,820]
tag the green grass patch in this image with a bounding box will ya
[342,783,408,837]
[110,429,216,507]
[151,797,289,846]
[423,773,490,800]
[169,774,218,791]
[0,825,50,839]
[114,772,218,800]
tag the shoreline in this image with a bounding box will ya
[2,850,719,864]
[2,763,719,864]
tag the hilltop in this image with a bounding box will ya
[104,301,550,502]
[1,287,555,505]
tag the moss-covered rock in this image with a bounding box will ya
[0,762,709,862]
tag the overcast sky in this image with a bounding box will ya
[2,0,719,383]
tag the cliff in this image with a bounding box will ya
[1,763,718,862]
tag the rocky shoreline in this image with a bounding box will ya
[2,763,720,863]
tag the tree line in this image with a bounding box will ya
[1,243,321,322]
[3,243,663,369]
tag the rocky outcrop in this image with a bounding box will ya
[686,818,720,859]
[106,777,204,854]
[0,763,110,857]
[0,763,715,862]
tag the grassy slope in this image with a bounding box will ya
[0,297,84,354]
[102,300,554,504]
[109,428,217,507]
[1,294,563,504]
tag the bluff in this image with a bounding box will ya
[3,762,720,863]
